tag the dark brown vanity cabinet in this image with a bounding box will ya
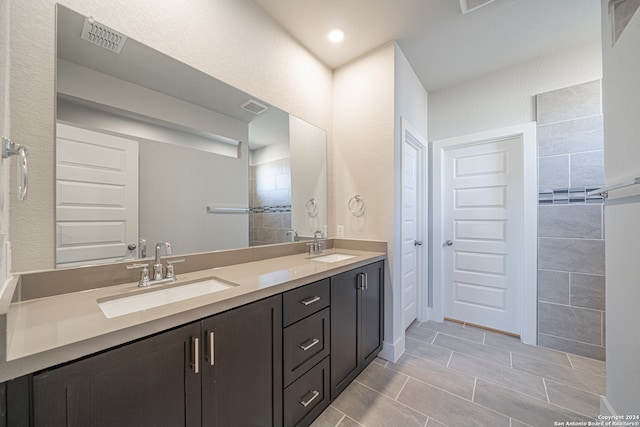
[32,322,202,427]
[201,295,283,427]
[0,381,5,427]
[282,279,331,427]
[9,260,385,426]
[331,261,384,399]
[30,295,282,427]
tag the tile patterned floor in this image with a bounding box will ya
[311,320,605,427]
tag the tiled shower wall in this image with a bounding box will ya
[536,80,606,360]
[249,158,292,246]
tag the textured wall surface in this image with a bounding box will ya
[536,80,606,361]
[0,0,10,284]
[428,41,602,141]
[9,0,332,272]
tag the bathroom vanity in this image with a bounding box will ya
[0,242,385,426]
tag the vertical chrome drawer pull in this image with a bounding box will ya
[298,338,320,351]
[300,296,321,306]
[207,331,215,366]
[191,337,200,374]
[299,390,320,407]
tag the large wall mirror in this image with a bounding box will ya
[55,5,327,268]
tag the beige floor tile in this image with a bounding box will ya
[512,353,605,395]
[372,357,388,367]
[397,378,509,427]
[474,380,591,426]
[545,379,601,417]
[337,416,365,427]
[426,417,446,427]
[448,352,547,401]
[484,330,572,367]
[311,405,345,427]
[406,323,438,344]
[421,320,485,343]
[433,333,511,366]
[332,381,427,427]
[387,353,475,400]
[568,353,606,377]
[511,419,534,427]
[405,336,452,366]
[354,361,409,399]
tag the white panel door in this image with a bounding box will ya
[56,123,139,267]
[402,143,419,327]
[401,119,428,329]
[443,137,523,334]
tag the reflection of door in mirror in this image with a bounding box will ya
[56,123,139,268]
[50,5,328,270]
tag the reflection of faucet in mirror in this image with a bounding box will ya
[153,241,172,281]
[139,237,147,258]
[287,229,298,242]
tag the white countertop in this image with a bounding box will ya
[1,248,385,382]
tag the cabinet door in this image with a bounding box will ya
[0,381,5,427]
[330,269,359,399]
[360,261,384,363]
[32,322,201,427]
[201,295,283,427]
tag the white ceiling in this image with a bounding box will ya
[251,0,602,91]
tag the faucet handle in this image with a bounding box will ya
[165,258,185,279]
[127,263,150,287]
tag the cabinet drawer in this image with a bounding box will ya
[284,356,330,427]
[283,278,330,326]
[283,308,330,386]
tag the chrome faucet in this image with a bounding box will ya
[128,241,184,287]
[154,241,172,280]
[307,230,324,255]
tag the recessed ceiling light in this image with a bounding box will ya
[328,28,344,43]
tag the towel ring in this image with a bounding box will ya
[305,198,318,217]
[348,194,365,216]
[2,137,29,201]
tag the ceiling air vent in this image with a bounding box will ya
[459,0,496,14]
[80,17,128,54]
[240,99,269,115]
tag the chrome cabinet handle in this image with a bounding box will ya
[191,337,200,374]
[206,331,215,366]
[299,338,320,351]
[300,390,320,407]
[445,240,453,246]
[358,272,368,290]
[300,296,321,306]
[414,240,422,246]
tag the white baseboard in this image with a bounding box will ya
[379,335,405,363]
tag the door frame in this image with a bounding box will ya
[430,122,537,345]
[400,117,429,325]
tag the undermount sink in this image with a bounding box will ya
[98,278,236,318]
[310,253,357,263]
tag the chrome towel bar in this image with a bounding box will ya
[587,177,640,199]
[206,206,250,214]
